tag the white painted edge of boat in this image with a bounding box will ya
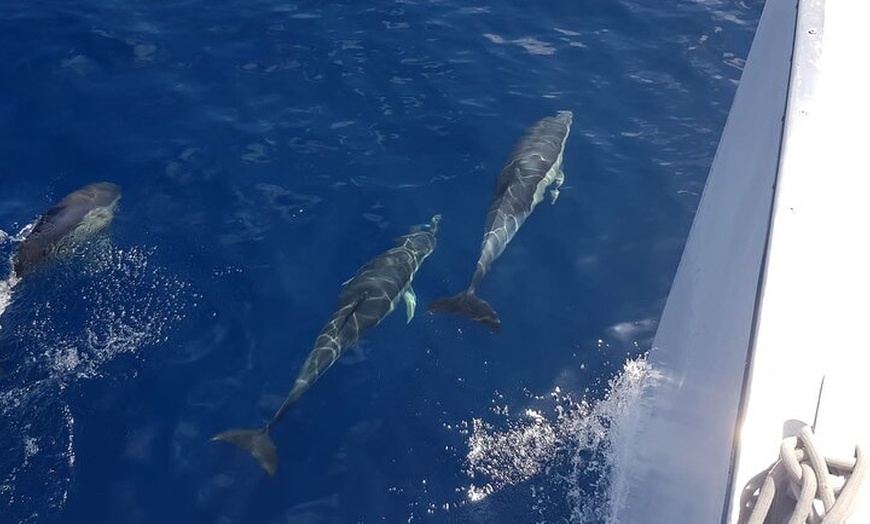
[727,0,870,520]
[593,0,870,519]
[604,0,798,520]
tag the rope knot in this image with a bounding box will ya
[738,425,866,523]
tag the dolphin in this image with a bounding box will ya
[212,214,442,476]
[12,182,121,277]
[427,111,572,332]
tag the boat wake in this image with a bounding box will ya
[0,232,193,524]
[439,354,660,523]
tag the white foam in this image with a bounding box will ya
[0,276,18,325]
[0,227,24,325]
[443,355,660,522]
[0,240,193,522]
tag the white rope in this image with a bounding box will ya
[737,425,867,524]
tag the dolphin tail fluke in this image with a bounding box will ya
[211,426,278,476]
[427,291,502,332]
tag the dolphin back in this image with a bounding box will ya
[493,110,573,209]
[13,182,121,276]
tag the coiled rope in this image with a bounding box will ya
[737,425,867,523]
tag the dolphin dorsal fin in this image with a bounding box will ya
[336,291,369,332]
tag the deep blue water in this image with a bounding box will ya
[0,1,761,522]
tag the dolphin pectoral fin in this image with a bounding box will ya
[550,188,560,204]
[212,426,278,476]
[427,292,502,332]
[403,286,417,323]
[550,169,565,204]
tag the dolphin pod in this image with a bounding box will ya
[8,112,573,479]
[428,110,573,332]
[12,181,122,277]
[211,214,442,475]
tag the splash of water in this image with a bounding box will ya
[0,237,193,523]
[0,275,19,324]
[0,224,30,323]
[452,356,660,523]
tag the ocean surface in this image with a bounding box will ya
[0,0,762,522]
